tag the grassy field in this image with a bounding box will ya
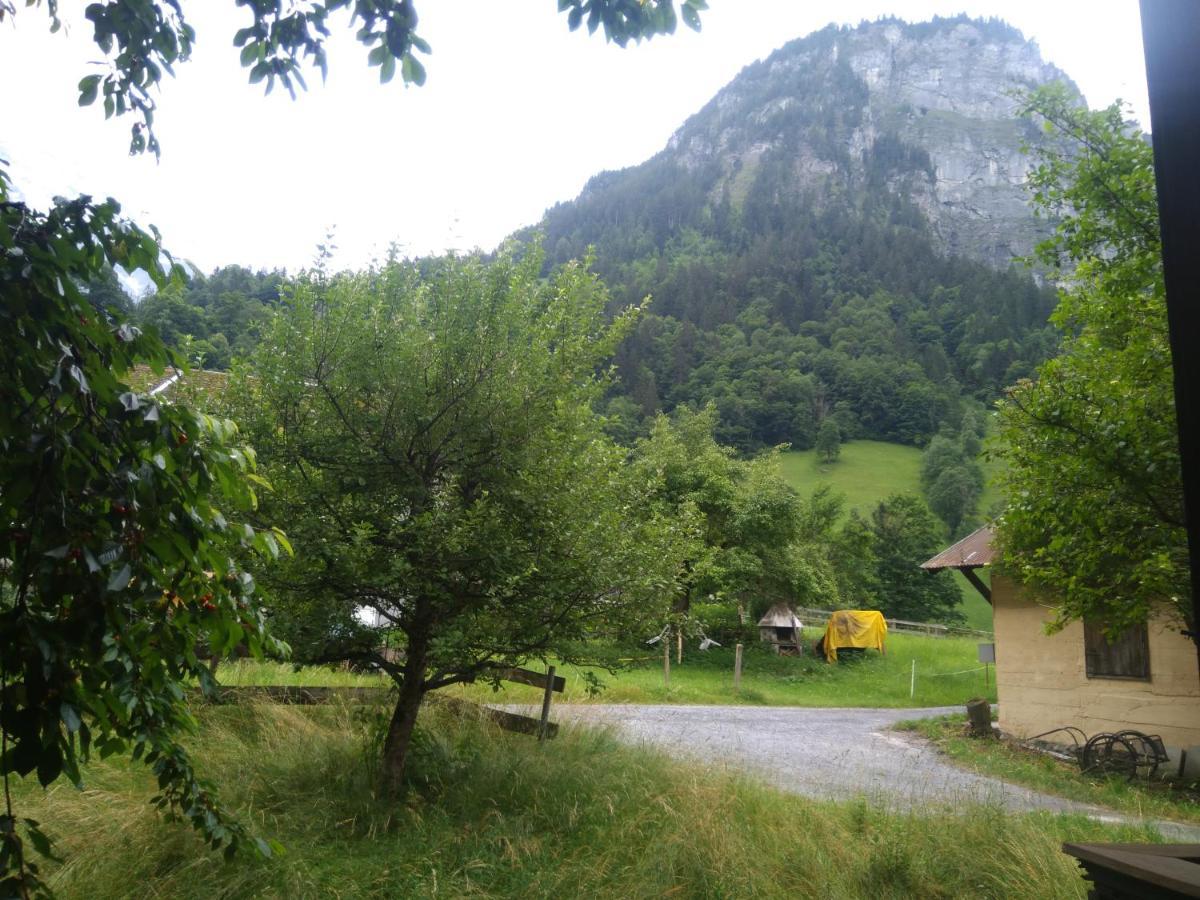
[778,440,995,632]
[896,714,1200,826]
[14,700,1161,899]
[453,631,997,708]
[778,441,923,517]
[217,631,998,708]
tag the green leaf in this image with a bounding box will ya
[60,704,82,734]
[78,74,101,106]
[380,54,396,84]
[36,748,63,787]
[107,562,132,592]
[401,55,425,86]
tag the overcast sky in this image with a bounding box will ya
[0,1,1150,274]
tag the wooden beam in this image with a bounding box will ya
[493,666,566,693]
[485,706,560,739]
[960,567,992,603]
[203,686,390,705]
[1141,0,1200,617]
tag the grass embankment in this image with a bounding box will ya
[16,701,1159,899]
[896,714,1200,826]
[778,441,995,632]
[217,631,998,708]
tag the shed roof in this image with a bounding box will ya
[757,603,803,628]
[126,364,232,400]
[921,525,996,571]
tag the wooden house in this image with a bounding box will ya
[922,526,1200,774]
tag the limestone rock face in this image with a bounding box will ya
[664,17,1078,269]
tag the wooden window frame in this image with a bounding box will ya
[1083,620,1151,681]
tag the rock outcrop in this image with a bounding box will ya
[659,16,1077,269]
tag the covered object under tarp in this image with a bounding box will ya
[819,610,887,662]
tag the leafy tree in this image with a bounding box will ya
[8,0,707,157]
[815,418,841,463]
[236,249,687,794]
[927,465,981,537]
[995,85,1188,646]
[920,431,983,534]
[632,405,810,619]
[870,494,963,623]
[0,167,287,895]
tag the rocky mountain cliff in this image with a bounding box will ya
[664,18,1074,268]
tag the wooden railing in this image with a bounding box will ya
[791,605,993,639]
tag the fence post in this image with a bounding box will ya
[663,632,671,688]
[910,659,916,699]
[734,643,743,691]
[538,665,556,742]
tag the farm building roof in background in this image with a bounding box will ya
[921,525,996,572]
[126,364,232,401]
[757,603,803,628]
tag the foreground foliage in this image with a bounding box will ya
[0,166,285,894]
[9,0,705,157]
[14,701,1161,899]
[995,85,1189,643]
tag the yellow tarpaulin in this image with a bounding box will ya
[821,610,887,662]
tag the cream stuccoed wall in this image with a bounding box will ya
[991,574,1200,765]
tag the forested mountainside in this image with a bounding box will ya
[525,15,1069,451]
[124,15,1071,454]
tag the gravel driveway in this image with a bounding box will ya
[502,703,1200,840]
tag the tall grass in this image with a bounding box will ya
[898,714,1200,826]
[13,701,1155,898]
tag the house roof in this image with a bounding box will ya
[126,364,231,400]
[757,603,803,628]
[921,525,996,571]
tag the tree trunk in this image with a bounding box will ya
[381,631,428,797]
[966,698,993,738]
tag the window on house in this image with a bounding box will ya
[1084,620,1150,680]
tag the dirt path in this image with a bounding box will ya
[506,703,1200,840]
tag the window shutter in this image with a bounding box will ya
[1084,620,1150,680]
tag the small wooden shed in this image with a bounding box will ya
[758,603,803,655]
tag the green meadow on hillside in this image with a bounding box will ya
[778,441,923,517]
[778,441,996,632]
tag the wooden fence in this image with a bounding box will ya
[204,665,566,739]
[791,605,993,639]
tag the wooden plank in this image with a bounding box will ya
[538,664,556,742]
[962,567,992,603]
[494,666,566,693]
[203,686,391,705]
[485,706,559,739]
[1063,842,1200,897]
